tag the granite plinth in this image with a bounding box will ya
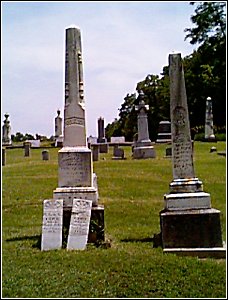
[160,208,223,249]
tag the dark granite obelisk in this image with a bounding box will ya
[159,53,225,258]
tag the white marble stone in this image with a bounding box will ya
[67,199,92,250]
[41,199,63,251]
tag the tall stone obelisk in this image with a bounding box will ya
[53,27,104,238]
[205,97,216,141]
[159,53,224,257]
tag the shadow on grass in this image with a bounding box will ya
[121,232,162,247]
[6,235,41,249]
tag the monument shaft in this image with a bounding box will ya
[169,54,194,179]
[64,27,86,147]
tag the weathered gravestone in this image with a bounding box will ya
[133,91,156,159]
[67,199,92,250]
[41,199,63,251]
[156,121,172,143]
[2,113,12,146]
[112,146,125,160]
[24,141,31,157]
[53,26,104,243]
[92,144,99,161]
[159,53,225,258]
[42,150,49,160]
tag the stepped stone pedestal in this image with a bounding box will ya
[159,53,225,258]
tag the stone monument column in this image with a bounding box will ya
[2,113,12,146]
[97,117,105,143]
[159,53,224,257]
[132,91,156,159]
[205,97,216,141]
[55,109,63,138]
[53,26,104,244]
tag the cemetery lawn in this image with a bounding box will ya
[2,142,226,298]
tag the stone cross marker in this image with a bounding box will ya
[41,199,63,251]
[205,97,216,141]
[67,199,92,250]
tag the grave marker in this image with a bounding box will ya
[41,199,63,251]
[67,199,92,250]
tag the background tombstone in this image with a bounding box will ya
[92,144,99,161]
[41,199,63,251]
[112,146,125,160]
[2,147,6,166]
[53,26,104,243]
[165,147,172,157]
[42,150,49,160]
[132,91,156,159]
[159,53,224,258]
[156,121,172,143]
[67,199,92,250]
[54,109,64,147]
[204,97,216,141]
[2,113,12,146]
[97,117,106,143]
[24,141,31,157]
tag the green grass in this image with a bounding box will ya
[2,142,226,298]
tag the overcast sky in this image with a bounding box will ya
[2,1,197,138]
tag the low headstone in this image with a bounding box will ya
[2,147,6,166]
[165,147,172,157]
[41,199,63,251]
[42,150,49,160]
[99,143,108,153]
[210,146,217,153]
[92,144,99,161]
[24,142,31,157]
[67,199,92,250]
[112,147,125,160]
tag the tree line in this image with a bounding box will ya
[105,2,226,141]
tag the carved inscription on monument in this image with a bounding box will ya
[67,199,92,250]
[41,199,63,251]
[65,116,85,127]
[59,151,91,187]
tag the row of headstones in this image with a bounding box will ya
[41,198,92,251]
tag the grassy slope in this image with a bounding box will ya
[2,142,226,298]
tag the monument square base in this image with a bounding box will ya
[133,146,156,159]
[160,208,224,252]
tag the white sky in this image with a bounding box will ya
[1,1,197,138]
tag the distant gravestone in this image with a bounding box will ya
[112,147,125,160]
[205,97,216,141]
[165,147,172,157]
[92,144,99,161]
[24,142,31,157]
[110,136,125,144]
[156,121,172,143]
[42,150,49,160]
[97,117,107,143]
[2,113,12,146]
[67,199,92,250]
[41,199,63,251]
